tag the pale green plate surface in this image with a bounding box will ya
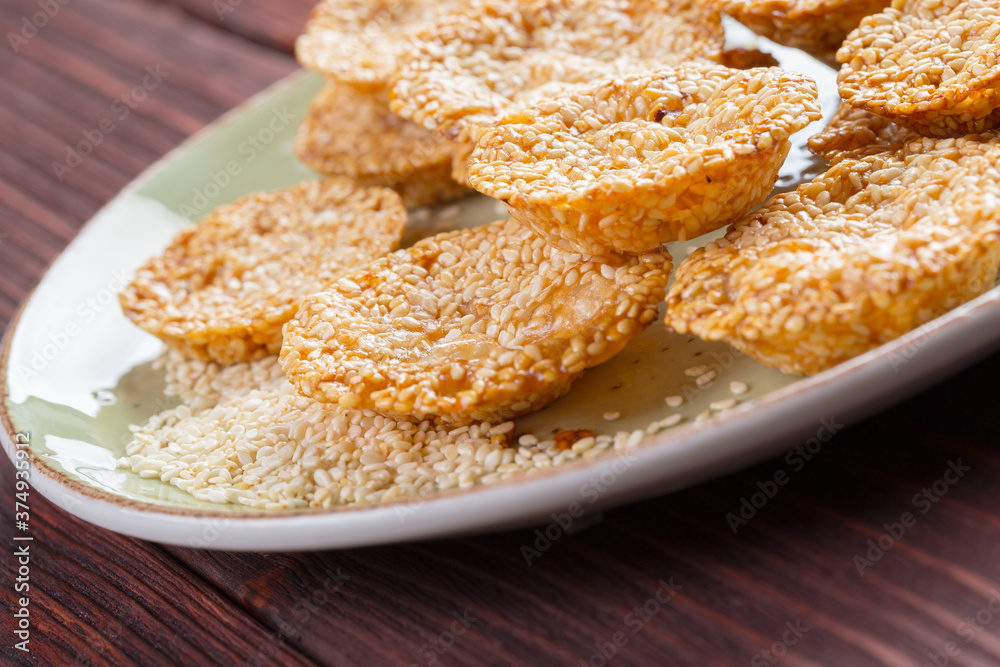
[4,39,999,550]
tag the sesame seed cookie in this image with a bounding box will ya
[120,178,407,365]
[467,64,822,256]
[281,218,672,424]
[666,136,1000,375]
[837,0,1000,136]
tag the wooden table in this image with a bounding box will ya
[2,1,1000,665]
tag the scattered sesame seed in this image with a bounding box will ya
[666,135,1000,375]
[122,353,670,510]
[647,413,683,434]
[489,421,515,436]
[729,381,749,396]
[603,411,622,421]
[661,414,683,428]
[685,365,709,377]
[665,395,684,407]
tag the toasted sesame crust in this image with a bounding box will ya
[837,0,1000,136]
[295,83,470,208]
[808,103,921,161]
[467,64,822,256]
[119,178,407,365]
[723,0,891,63]
[280,219,672,424]
[666,136,1000,376]
[389,0,726,142]
[295,0,457,92]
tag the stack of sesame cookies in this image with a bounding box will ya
[294,0,470,206]
[280,0,822,423]
[665,0,1000,375]
[116,0,1000,511]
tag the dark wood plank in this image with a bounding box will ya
[0,0,297,309]
[158,0,316,54]
[0,461,317,667]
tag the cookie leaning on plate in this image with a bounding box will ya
[667,135,1000,375]
[837,0,1000,136]
[280,219,672,424]
[467,64,822,256]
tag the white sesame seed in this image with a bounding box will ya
[710,398,738,411]
[660,414,683,428]
[490,421,515,436]
[695,370,718,386]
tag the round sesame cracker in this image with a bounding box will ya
[837,0,1000,137]
[120,178,407,365]
[295,0,457,92]
[295,83,469,208]
[723,0,891,63]
[666,135,1000,376]
[280,219,672,424]
[467,64,822,256]
[389,0,726,142]
[808,103,921,161]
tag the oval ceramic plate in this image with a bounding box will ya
[4,29,1000,551]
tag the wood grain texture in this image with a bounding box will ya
[0,461,317,667]
[2,0,1000,665]
[159,0,314,53]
